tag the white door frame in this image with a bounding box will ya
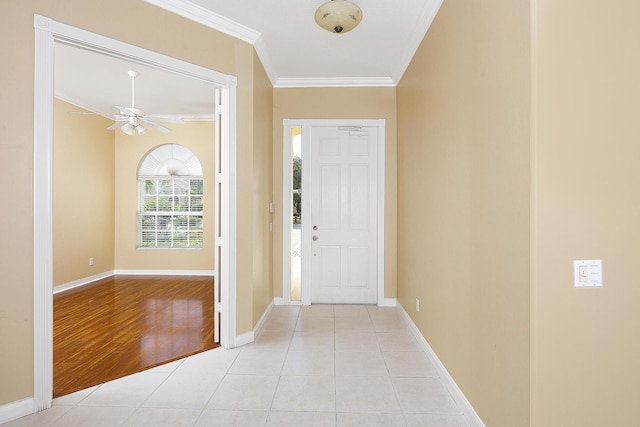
[33,15,237,412]
[282,119,385,306]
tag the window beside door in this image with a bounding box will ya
[291,128,302,301]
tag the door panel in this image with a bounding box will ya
[348,164,370,229]
[309,126,377,304]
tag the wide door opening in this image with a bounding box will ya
[34,16,237,410]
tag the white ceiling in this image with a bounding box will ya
[149,0,444,87]
[54,0,443,119]
[54,42,218,119]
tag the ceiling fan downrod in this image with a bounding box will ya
[128,70,138,110]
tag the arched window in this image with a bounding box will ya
[137,144,204,248]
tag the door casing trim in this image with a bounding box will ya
[33,14,237,413]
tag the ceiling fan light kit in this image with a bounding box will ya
[121,121,147,136]
[315,0,363,34]
[108,69,184,136]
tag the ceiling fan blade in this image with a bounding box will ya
[144,116,185,124]
[114,106,130,115]
[141,119,172,133]
[106,121,127,130]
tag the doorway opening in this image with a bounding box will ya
[282,119,386,306]
[34,15,237,411]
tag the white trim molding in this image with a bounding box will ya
[234,331,254,348]
[113,269,216,276]
[33,14,55,413]
[144,0,260,45]
[234,300,275,347]
[378,298,397,308]
[143,0,275,87]
[0,398,35,425]
[53,271,115,294]
[397,303,486,427]
[53,270,216,294]
[391,0,444,83]
[143,0,420,88]
[253,301,274,336]
[274,77,396,88]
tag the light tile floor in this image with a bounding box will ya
[3,305,470,427]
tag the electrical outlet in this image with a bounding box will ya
[89,257,94,266]
[415,298,420,312]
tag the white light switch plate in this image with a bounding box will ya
[573,260,602,287]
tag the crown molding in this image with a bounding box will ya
[55,95,215,122]
[253,36,279,85]
[145,0,444,88]
[392,0,444,83]
[54,94,113,118]
[274,77,396,89]
[145,0,281,85]
[145,0,261,45]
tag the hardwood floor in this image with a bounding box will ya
[53,275,218,397]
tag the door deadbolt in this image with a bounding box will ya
[313,225,318,230]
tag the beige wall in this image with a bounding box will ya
[8,0,638,422]
[0,0,267,405]
[396,0,530,426]
[531,1,640,425]
[233,43,256,336]
[252,52,274,324]
[272,87,398,300]
[53,99,115,286]
[53,98,216,281]
[114,122,216,271]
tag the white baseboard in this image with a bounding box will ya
[114,269,215,276]
[273,297,286,306]
[53,270,216,294]
[234,299,275,347]
[53,270,115,294]
[253,300,274,335]
[234,331,254,347]
[378,297,397,307]
[0,397,35,424]
[397,303,485,427]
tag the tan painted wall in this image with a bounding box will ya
[0,0,263,405]
[272,87,398,300]
[531,1,640,425]
[252,52,274,324]
[53,100,115,286]
[233,44,256,336]
[396,1,530,425]
[114,122,216,271]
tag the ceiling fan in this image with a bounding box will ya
[107,70,184,135]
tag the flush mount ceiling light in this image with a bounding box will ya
[314,0,363,34]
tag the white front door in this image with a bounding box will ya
[308,125,378,304]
